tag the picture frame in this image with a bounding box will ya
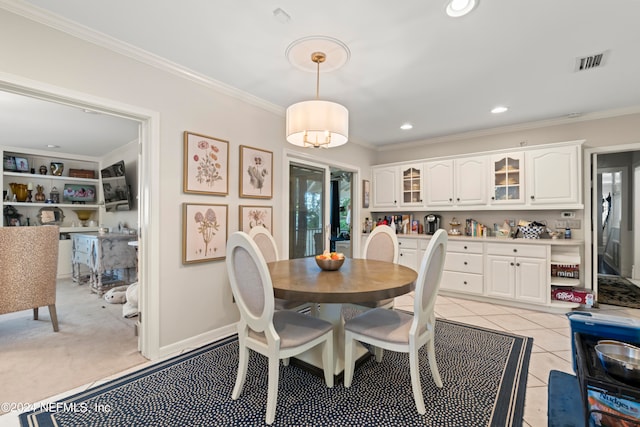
[3,155,16,172]
[239,205,273,232]
[182,203,228,264]
[14,157,29,173]
[63,184,97,203]
[183,131,229,196]
[240,145,273,199]
[362,179,370,208]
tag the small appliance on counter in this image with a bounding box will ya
[424,214,440,235]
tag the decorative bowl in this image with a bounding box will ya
[73,209,94,221]
[315,256,345,271]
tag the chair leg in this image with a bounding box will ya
[232,344,249,400]
[48,304,59,332]
[265,356,280,425]
[344,331,356,388]
[33,307,39,320]
[427,338,443,388]
[408,348,426,415]
[321,331,334,388]
[374,346,384,362]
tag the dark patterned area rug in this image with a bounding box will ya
[20,319,532,427]
[598,274,640,309]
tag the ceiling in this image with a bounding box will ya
[3,0,640,156]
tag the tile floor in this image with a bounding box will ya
[393,292,640,427]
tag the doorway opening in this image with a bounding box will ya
[589,147,640,308]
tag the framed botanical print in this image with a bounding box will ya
[182,203,228,264]
[239,145,273,199]
[183,131,229,195]
[239,205,273,232]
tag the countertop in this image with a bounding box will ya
[363,232,583,245]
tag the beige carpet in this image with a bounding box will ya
[0,278,146,413]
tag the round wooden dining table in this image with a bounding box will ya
[268,257,418,376]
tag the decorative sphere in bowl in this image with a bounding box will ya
[315,253,345,271]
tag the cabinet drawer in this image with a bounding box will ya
[397,238,419,249]
[73,236,92,254]
[486,243,547,258]
[441,271,483,294]
[447,241,483,254]
[444,253,483,274]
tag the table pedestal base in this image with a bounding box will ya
[291,303,370,378]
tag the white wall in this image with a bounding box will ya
[0,8,377,354]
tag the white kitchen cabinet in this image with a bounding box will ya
[397,237,420,272]
[526,145,580,205]
[424,160,454,206]
[489,152,524,205]
[441,241,483,295]
[456,157,488,205]
[399,163,424,207]
[371,166,398,208]
[485,243,548,305]
[425,157,487,207]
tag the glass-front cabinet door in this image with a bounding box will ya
[400,163,424,207]
[490,153,524,204]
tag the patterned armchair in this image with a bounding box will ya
[0,226,60,331]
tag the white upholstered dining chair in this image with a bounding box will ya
[344,229,448,415]
[248,226,309,312]
[352,224,399,310]
[226,231,334,425]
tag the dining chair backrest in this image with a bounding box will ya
[362,225,398,263]
[412,229,448,337]
[227,231,274,332]
[248,226,279,263]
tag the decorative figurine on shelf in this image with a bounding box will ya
[39,165,48,175]
[50,162,64,176]
[50,186,60,204]
[26,182,33,203]
[34,184,46,202]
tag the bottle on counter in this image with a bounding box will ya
[565,227,572,239]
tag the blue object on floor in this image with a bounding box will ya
[548,370,584,427]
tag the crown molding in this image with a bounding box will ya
[0,0,284,116]
[377,105,640,152]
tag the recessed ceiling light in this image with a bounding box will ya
[46,144,60,148]
[446,0,478,17]
[491,106,508,114]
[400,123,413,130]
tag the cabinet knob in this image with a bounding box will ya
[516,262,521,267]
[491,196,495,200]
[463,281,468,285]
[530,195,535,200]
[400,253,403,256]
[510,262,515,266]
[449,198,453,202]
[464,245,468,249]
[464,261,468,265]
[456,198,460,202]
[513,249,517,253]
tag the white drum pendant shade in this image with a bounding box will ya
[286,100,349,148]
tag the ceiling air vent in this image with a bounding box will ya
[575,51,608,71]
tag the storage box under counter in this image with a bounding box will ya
[72,233,138,295]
